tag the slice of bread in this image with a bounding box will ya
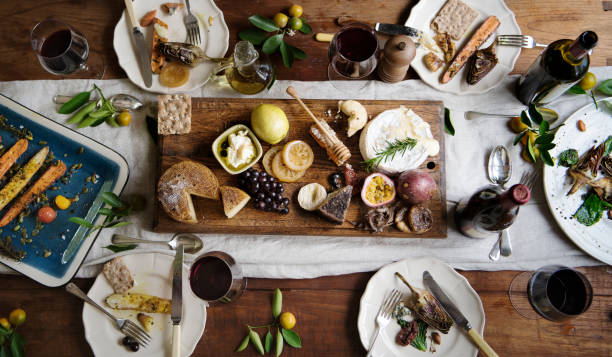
[431,0,478,40]
[220,186,250,218]
[103,257,134,294]
[158,160,219,224]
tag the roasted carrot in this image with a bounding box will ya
[140,10,157,27]
[0,139,28,181]
[151,18,168,74]
[440,16,500,84]
[0,161,66,227]
[0,146,48,212]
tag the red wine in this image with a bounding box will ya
[547,269,590,315]
[39,29,88,74]
[516,31,598,105]
[189,256,232,301]
[337,27,378,62]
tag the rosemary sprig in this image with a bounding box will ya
[362,138,418,172]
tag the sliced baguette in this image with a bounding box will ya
[220,186,250,218]
[440,16,500,84]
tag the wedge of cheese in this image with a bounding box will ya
[105,293,171,313]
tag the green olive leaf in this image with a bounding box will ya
[68,217,94,228]
[444,107,455,136]
[264,330,273,353]
[535,133,554,145]
[538,118,549,135]
[537,142,556,151]
[601,99,612,114]
[520,110,531,127]
[597,79,612,95]
[239,28,267,46]
[567,84,587,94]
[0,345,8,357]
[299,19,312,34]
[275,329,284,357]
[281,328,302,348]
[262,34,283,54]
[104,244,137,253]
[248,15,280,32]
[235,334,250,352]
[9,332,25,357]
[272,288,282,318]
[527,138,537,163]
[603,136,612,157]
[288,44,307,60]
[513,131,526,146]
[101,192,124,208]
[249,329,265,355]
[528,103,543,125]
[279,41,294,68]
[105,221,131,228]
[541,149,554,166]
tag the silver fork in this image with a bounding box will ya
[66,283,152,346]
[499,170,539,257]
[366,289,403,357]
[184,0,201,45]
[497,35,547,48]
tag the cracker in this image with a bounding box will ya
[158,94,191,135]
[103,257,134,294]
[431,0,478,40]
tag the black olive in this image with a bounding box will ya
[122,336,135,346]
[221,140,229,149]
[129,342,140,352]
[220,149,227,157]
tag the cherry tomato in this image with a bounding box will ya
[288,4,303,18]
[37,206,56,224]
[273,13,288,28]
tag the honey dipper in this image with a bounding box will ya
[285,86,351,166]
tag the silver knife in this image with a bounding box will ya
[375,23,423,38]
[423,271,500,357]
[123,0,152,88]
[171,244,184,357]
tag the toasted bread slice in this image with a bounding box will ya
[102,257,134,294]
[158,160,219,224]
[137,313,154,332]
[220,186,250,218]
[105,293,171,313]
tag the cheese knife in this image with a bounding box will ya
[123,0,152,88]
[423,271,499,357]
[171,244,184,357]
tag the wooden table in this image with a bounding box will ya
[0,1,611,356]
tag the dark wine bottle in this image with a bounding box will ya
[455,184,531,239]
[516,31,598,105]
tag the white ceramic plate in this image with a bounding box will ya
[83,253,207,357]
[543,98,612,265]
[406,0,521,95]
[357,257,485,357]
[113,0,229,93]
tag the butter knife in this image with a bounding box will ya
[123,0,152,88]
[423,271,499,357]
[171,244,184,357]
[375,23,423,38]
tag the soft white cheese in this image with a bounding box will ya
[359,106,440,174]
[226,130,255,169]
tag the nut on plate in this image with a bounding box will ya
[577,120,586,132]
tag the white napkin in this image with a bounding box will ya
[0,66,609,279]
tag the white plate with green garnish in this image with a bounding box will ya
[543,98,612,265]
[357,257,485,357]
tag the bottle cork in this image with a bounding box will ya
[377,35,416,83]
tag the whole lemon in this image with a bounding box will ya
[279,312,296,330]
[251,104,290,144]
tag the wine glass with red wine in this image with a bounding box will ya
[30,19,104,78]
[327,22,379,90]
[188,251,246,306]
[509,265,592,321]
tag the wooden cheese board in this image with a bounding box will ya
[154,98,447,238]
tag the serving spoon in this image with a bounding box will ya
[111,233,203,254]
[486,145,512,261]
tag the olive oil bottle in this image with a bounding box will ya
[516,31,598,105]
[219,41,273,95]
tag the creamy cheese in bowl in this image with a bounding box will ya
[359,106,439,174]
[226,130,256,169]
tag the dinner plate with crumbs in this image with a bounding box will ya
[0,94,128,287]
[113,0,229,93]
[543,98,612,265]
[406,0,521,94]
[84,253,207,357]
[357,257,485,357]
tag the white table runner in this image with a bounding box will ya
[0,67,609,279]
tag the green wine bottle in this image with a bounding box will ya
[516,31,598,105]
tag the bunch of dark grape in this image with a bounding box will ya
[238,168,290,214]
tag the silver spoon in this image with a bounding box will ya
[53,93,144,111]
[111,233,203,254]
[486,145,512,261]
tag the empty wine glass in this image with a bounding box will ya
[509,265,593,321]
[30,19,104,78]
